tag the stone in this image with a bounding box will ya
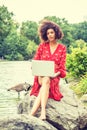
[0,114,57,130]
[80,94,87,102]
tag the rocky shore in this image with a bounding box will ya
[0,80,87,130]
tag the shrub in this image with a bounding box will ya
[71,73,87,96]
[4,52,24,61]
[66,40,87,78]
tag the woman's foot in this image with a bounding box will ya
[39,116,46,120]
[39,111,46,120]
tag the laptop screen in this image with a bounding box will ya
[32,60,54,77]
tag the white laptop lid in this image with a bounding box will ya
[32,60,54,76]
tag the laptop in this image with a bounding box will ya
[32,60,55,77]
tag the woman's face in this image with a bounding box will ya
[47,28,56,42]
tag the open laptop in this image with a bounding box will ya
[32,60,55,77]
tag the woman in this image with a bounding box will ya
[30,20,67,120]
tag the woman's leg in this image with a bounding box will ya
[40,77,50,120]
[31,76,50,119]
[30,91,41,116]
[30,77,42,116]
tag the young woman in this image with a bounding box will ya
[30,20,67,120]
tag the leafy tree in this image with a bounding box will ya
[70,39,87,49]
[4,30,20,60]
[71,21,87,42]
[17,35,29,60]
[26,40,38,59]
[0,5,14,58]
[20,21,40,44]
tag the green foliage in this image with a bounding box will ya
[0,5,13,37]
[5,52,24,61]
[17,35,29,60]
[4,31,19,60]
[0,5,14,57]
[66,40,87,78]
[20,21,40,44]
[71,74,87,96]
[26,40,38,59]
[71,21,87,42]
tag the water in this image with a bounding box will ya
[0,61,34,118]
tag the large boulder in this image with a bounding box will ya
[17,80,87,130]
[0,114,57,130]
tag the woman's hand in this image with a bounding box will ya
[51,71,60,78]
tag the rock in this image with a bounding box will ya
[17,80,87,130]
[0,114,57,130]
[80,94,87,102]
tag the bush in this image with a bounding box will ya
[71,73,87,96]
[66,40,87,78]
[4,52,24,61]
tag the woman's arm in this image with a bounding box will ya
[58,45,67,78]
[51,45,67,78]
[33,43,43,60]
[51,71,60,78]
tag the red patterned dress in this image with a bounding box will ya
[30,42,66,101]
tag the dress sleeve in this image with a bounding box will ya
[58,45,67,78]
[33,43,43,60]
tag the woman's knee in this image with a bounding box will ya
[42,77,50,86]
[38,76,43,85]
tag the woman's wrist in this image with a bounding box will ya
[57,71,60,76]
[51,71,60,78]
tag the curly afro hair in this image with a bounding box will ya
[38,20,64,42]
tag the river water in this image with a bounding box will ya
[0,61,34,118]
